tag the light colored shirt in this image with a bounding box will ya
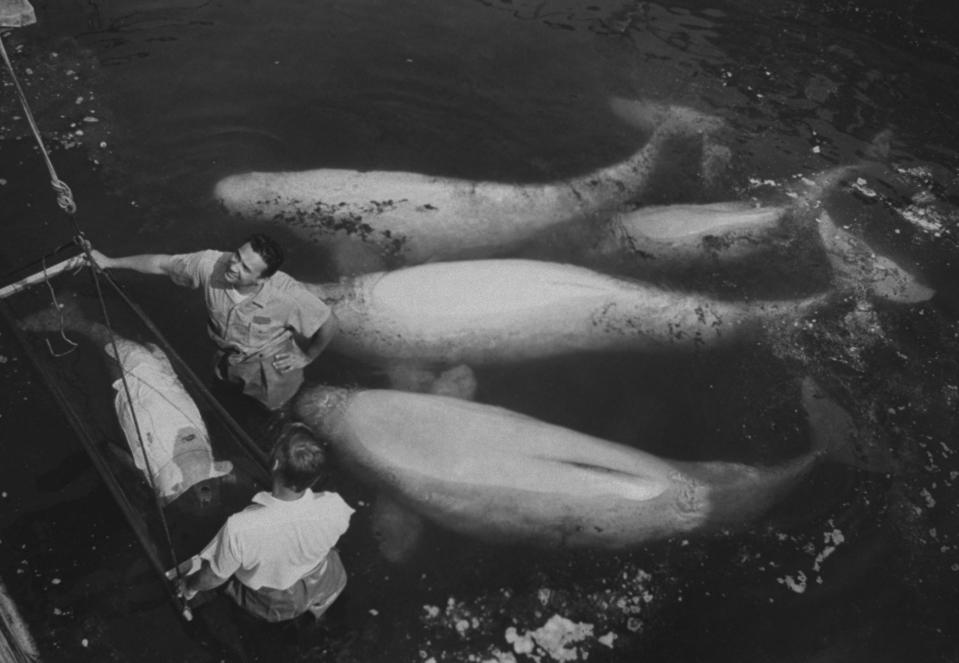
[201,490,354,591]
[168,250,330,358]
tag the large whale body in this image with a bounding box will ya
[294,379,851,550]
[305,258,824,366]
[214,100,725,266]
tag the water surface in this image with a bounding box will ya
[1,0,958,661]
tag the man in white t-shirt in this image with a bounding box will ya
[177,423,354,622]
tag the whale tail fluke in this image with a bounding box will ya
[801,377,858,465]
[789,165,858,209]
[801,377,898,472]
[607,97,725,138]
[862,128,894,162]
[816,212,935,304]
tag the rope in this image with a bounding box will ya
[3,27,270,619]
[0,34,76,215]
[0,33,196,616]
[0,299,185,617]
[37,254,82,357]
[93,263,271,473]
[85,256,185,588]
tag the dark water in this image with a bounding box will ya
[2,0,958,661]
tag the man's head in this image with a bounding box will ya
[224,234,285,287]
[271,422,328,492]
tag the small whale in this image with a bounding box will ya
[19,297,233,506]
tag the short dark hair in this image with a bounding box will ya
[271,423,327,492]
[246,233,285,278]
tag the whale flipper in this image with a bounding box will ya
[816,212,935,303]
[371,496,425,564]
[384,363,478,401]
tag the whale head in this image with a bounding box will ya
[159,426,234,515]
[294,384,353,436]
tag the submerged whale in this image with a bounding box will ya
[214,99,725,266]
[19,299,233,505]
[304,258,827,367]
[294,377,853,551]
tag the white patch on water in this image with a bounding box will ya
[505,615,594,663]
[778,571,807,594]
[776,522,848,590]
[899,205,947,237]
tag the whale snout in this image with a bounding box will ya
[294,384,352,431]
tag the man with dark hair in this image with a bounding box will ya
[175,423,354,622]
[89,234,337,411]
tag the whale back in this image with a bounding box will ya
[309,260,818,365]
[298,387,712,549]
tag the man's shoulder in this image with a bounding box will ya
[194,249,228,270]
[169,249,226,282]
[263,271,325,305]
[221,501,271,535]
[311,491,355,518]
[266,270,307,293]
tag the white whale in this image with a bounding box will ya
[305,258,827,367]
[19,299,233,505]
[293,378,854,551]
[214,99,725,266]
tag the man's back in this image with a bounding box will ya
[204,489,353,591]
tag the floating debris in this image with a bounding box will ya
[505,615,594,663]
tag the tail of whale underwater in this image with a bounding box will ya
[674,377,856,532]
[213,99,726,265]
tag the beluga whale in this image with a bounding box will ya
[214,98,726,268]
[293,377,856,554]
[569,165,935,304]
[303,258,829,369]
[19,296,234,506]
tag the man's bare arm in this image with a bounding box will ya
[273,313,339,373]
[88,249,176,276]
[178,559,229,599]
[303,313,338,362]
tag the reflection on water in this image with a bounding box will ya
[1,0,958,661]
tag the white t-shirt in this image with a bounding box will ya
[201,489,354,591]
